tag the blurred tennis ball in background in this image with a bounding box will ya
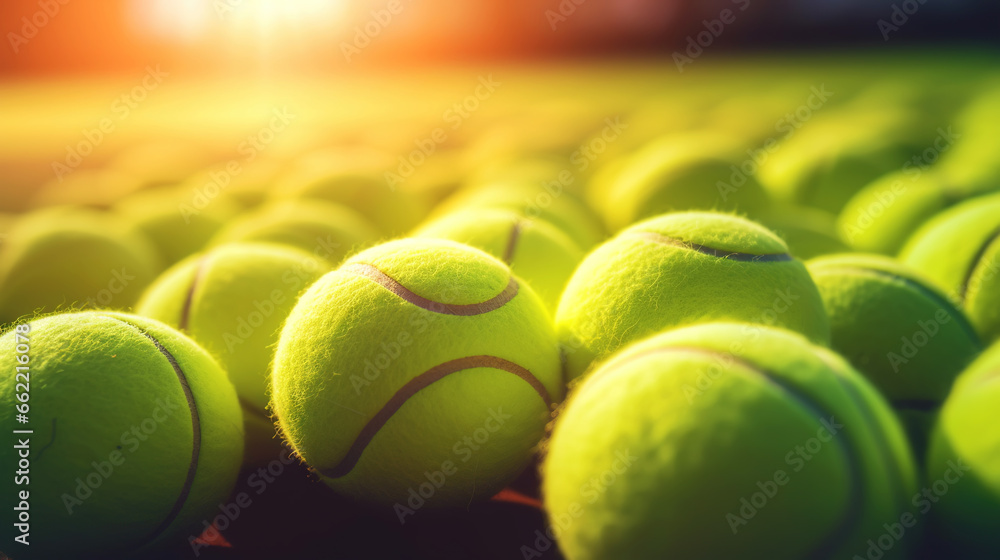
[598,133,772,232]
[759,109,926,213]
[210,199,380,266]
[108,141,225,191]
[901,193,1000,344]
[137,243,329,463]
[760,204,848,260]
[0,207,160,323]
[31,170,145,209]
[839,170,957,256]
[543,323,918,560]
[583,154,630,218]
[807,254,982,453]
[433,183,606,249]
[465,156,584,195]
[935,85,1000,192]
[271,238,563,509]
[414,208,586,313]
[463,113,602,173]
[556,211,830,380]
[0,312,244,558]
[926,341,1000,558]
[0,213,15,245]
[276,148,431,235]
[397,148,468,204]
[180,158,285,211]
[115,189,241,269]
[838,169,998,256]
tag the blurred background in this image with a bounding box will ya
[1,0,998,212]
[2,0,999,75]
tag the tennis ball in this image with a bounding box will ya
[276,149,431,235]
[466,156,572,190]
[271,238,563,510]
[210,200,380,265]
[464,118,594,169]
[937,85,1000,191]
[433,183,606,249]
[760,204,848,260]
[0,311,243,558]
[556,211,830,380]
[109,140,219,189]
[601,133,772,231]
[900,192,1000,344]
[32,169,144,209]
[137,243,328,463]
[414,208,585,313]
[399,148,467,204]
[0,207,160,323]
[0,212,15,243]
[758,110,920,213]
[926,341,1000,558]
[543,323,918,560]
[807,254,983,453]
[181,158,283,210]
[583,155,630,218]
[115,189,241,267]
[838,170,998,255]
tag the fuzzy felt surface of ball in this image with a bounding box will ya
[271,238,564,511]
[543,323,917,560]
[555,211,830,380]
[0,312,244,558]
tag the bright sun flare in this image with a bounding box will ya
[128,0,351,43]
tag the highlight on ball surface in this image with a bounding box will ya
[1,2,998,559]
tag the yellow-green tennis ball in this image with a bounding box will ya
[760,204,848,260]
[583,155,630,218]
[900,193,1000,344]
[271,238,563,510]
[556,211,830,380]
[807,254,983,452]
[115,189,240,268]
[0,212,16,244]
[210,200,380,266]
[602,134,772,231]
[466,156,577,193]
[108,141,218,189]
[759,111,918,213]
[180,159,283,210]
[838,170,998,256]
[464,154,589,196]
[276,150,430,235]
[463,118,593,169]
[927,342,1000,558]
[433,183,606,249]
[31,169,143,209]
[543,323,918,560]
[399,148,467,203]
[938,85,1000,190]
[136,243,328,463]
[414,208,585,313]
[0,311,243,558]
[0,207,160,323]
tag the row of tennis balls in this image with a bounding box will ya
[33,198,1000,465]
[0,198,379,324]
[583,94,998,258]
[4,205,997,558]
[0,234,561,558]
[166,207,996,557]
[0,178,603,325]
